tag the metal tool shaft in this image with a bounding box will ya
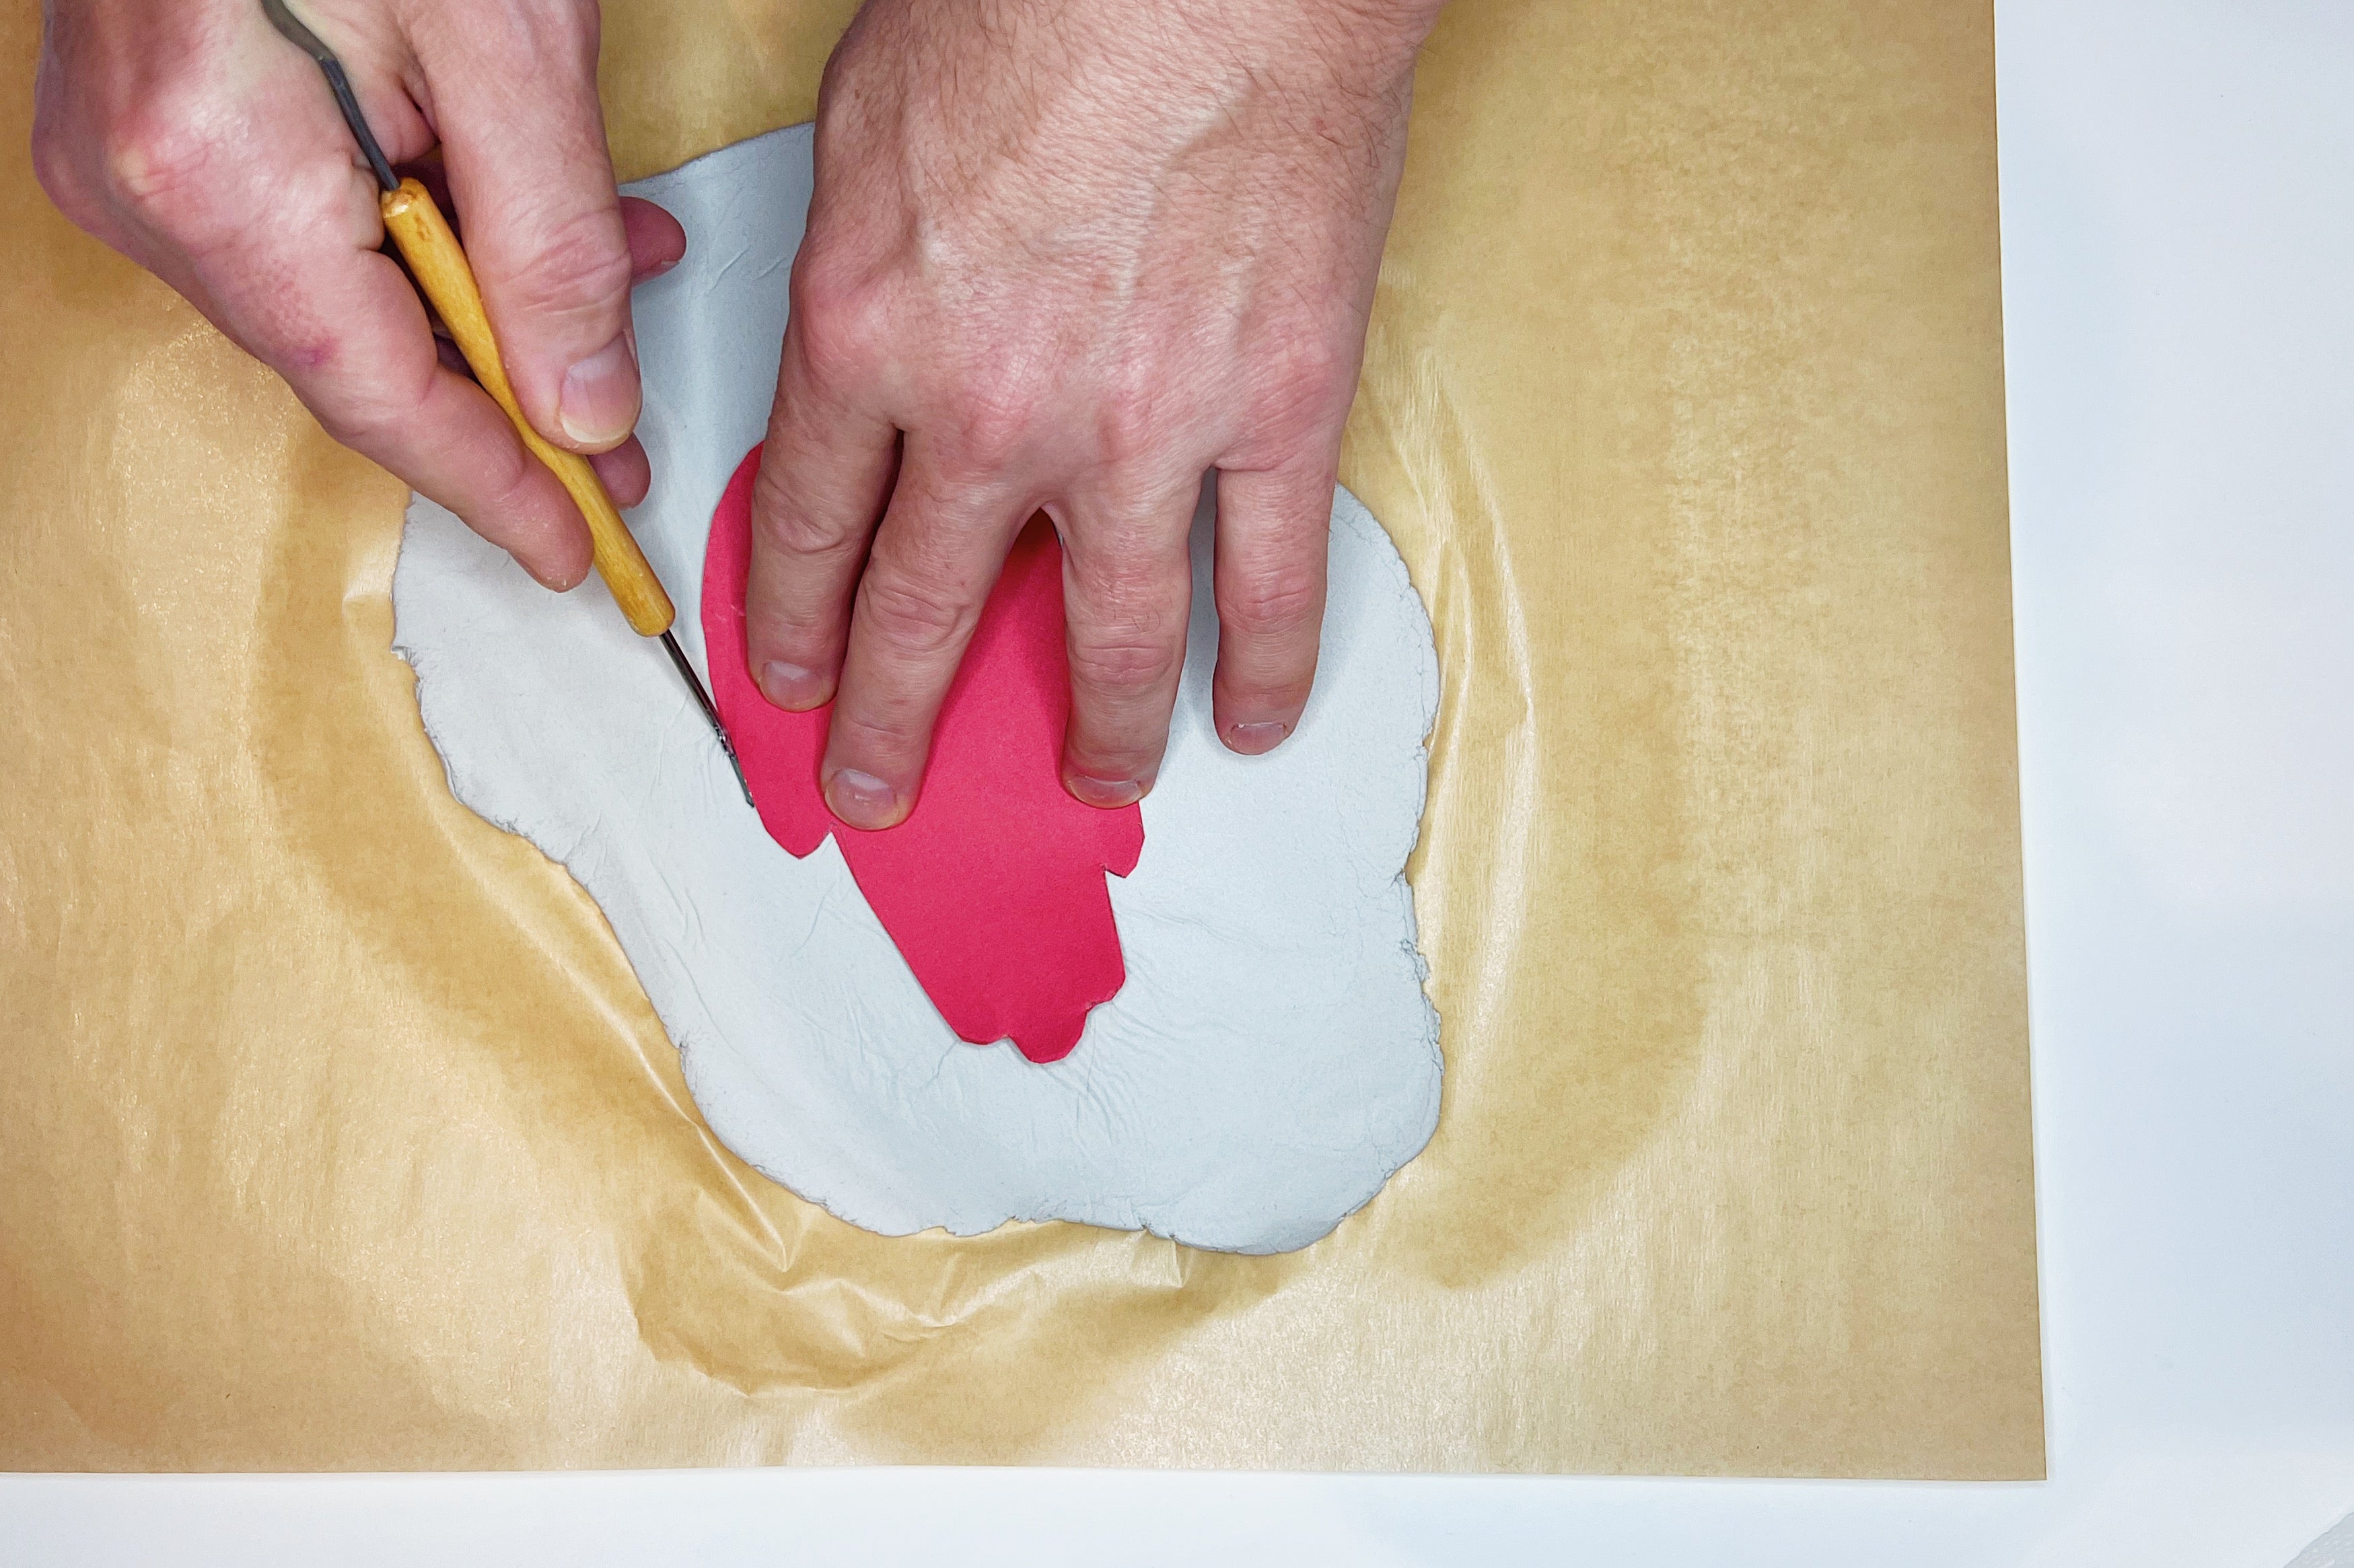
[260,0,397,191]
[664,631,758,808]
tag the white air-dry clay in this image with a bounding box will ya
[391,125,1442,1254]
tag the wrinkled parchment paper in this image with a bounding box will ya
[0,0,2041,1476]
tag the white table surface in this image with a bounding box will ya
[9,1,2350,1561]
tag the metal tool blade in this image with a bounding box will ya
[258,0,399,192]
[663,631,758,810]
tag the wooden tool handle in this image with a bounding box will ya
[378,178,674,637]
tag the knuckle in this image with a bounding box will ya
[856,571,970,659]
[1222,672,1313,715]
[943,377,1040,472]
[1092,384,1160,467]
[308,361,438,453]
[1069,628,1180,696]
[1273,323,1354,395]
[469,424,545,511]
[501,207,633,320]
[98,98,224,228]
[1221,563,1324,641]
[308,386,382,449]
[828,706,924,757]
[312,396,399,452]
[789,248,891,383]
[753,493,858,558]
[1251,330,1357,435]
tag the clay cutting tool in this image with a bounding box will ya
[260,0,754,808]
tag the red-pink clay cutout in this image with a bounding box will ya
[702,444,1143,1063]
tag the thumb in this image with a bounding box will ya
[419,7,639,454]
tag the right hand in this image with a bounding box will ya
[33,0,682,587]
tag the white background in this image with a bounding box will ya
[7,1,2350,1561]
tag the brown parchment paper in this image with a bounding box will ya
[0,0,2041,1476]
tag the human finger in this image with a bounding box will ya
[816,455,1027,828]
[1209,461,1332,754]
[289,251,595,585]
[742,315,902,711]
[619,196,685,283]
[363,170,678,287]
[419,6,641,454]
[588,436,651,509]
[254,244,594,585]
[1056,480,1198,806]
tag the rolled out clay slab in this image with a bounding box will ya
[390,125,1443,1253]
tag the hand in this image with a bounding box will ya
[750,0,1442,828]
[33,0,684,587]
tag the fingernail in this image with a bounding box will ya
[1065,773,1146,809]
[824,767,900,829]
[1224,721,1291,755]
[758,659,830,709]
[558,333,639,448]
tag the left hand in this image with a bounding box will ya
[746,0,1443,828]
